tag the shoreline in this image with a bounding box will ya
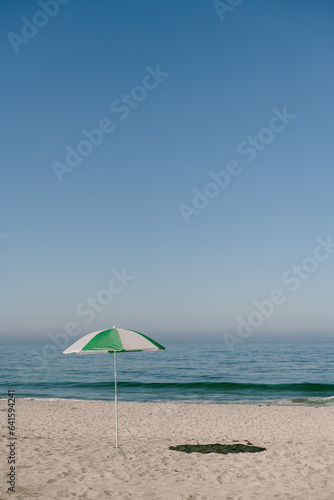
[1,396,334,407]
[1,399,334,499]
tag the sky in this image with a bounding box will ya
[1,0,334,344]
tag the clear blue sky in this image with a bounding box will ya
[1,0,334,343]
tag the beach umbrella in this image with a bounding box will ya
[63,326,165,450]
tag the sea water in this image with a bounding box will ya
[1,341,334,405]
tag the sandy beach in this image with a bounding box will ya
[1,400,334,499]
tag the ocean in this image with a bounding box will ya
[1,341,334,406]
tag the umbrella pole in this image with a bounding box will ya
[114,350,118,450]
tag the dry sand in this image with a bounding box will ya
[1,400,334,499]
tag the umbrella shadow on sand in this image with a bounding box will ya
[169,443,266,454]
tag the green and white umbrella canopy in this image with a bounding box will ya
[63,326,165,354]
[63,327,165,450]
